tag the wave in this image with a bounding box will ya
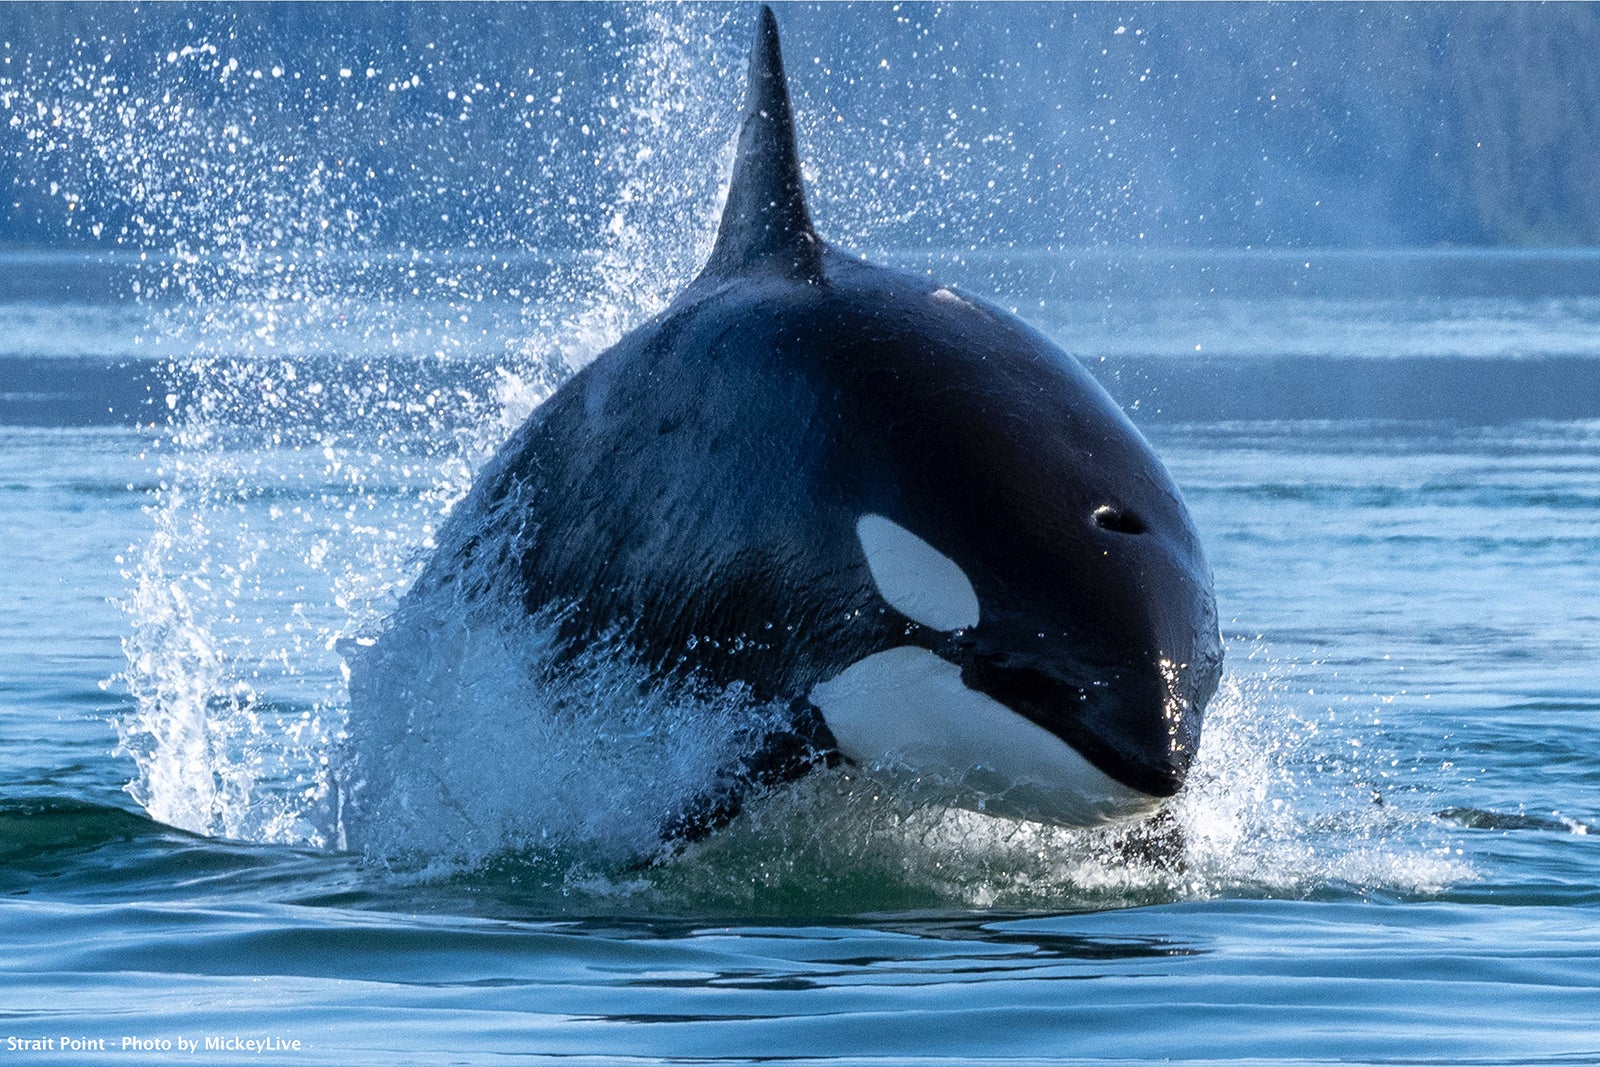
[0,795,380,907]
[1435,806,1593,835]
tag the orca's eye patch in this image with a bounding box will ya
[1092,504,1147,535]
[855,514,980,631]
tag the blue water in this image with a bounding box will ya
[2,245,1599,1064]
[2,5,1600,1058]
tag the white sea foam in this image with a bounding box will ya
[625,660,1470,912]
[336,591,792,870]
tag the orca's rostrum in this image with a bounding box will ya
[359,7,1223,847]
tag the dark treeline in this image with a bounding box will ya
[2,2,1596,250]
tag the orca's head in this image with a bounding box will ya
[804,273,1224,827]
[817,464,1221,825]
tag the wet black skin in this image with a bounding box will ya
[418,246,1221,807]
[385,7,1222,838]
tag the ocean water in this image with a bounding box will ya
[2,246,1598,1065]
[3,7,1600,1062]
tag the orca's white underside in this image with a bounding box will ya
[809,645,1161,827]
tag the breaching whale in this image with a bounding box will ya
[355,7,1222,848]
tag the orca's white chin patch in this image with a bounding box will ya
[808,646,1162,828]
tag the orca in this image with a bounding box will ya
[358,6,1222,847]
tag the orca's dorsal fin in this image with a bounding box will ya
[700,5,822,281]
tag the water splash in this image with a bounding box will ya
[605,664,1471,914]
[338,598,793,872]
[4,7,1468,911]
[2,6,740,848]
